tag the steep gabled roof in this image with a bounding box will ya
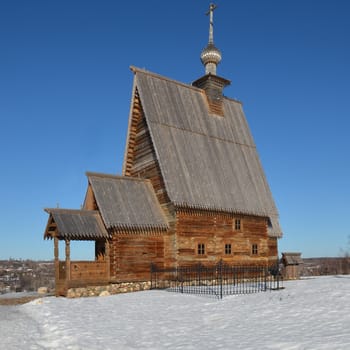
[128,67,282,237]
[44,209,109,240]
[86,172,168,232]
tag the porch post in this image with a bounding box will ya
[65,239,71,281]
[54,237,59,282]
[105,239,110,280]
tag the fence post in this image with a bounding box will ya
[219,260,223,299]
[149,262,280,298]
[198,263,201,288]
[150,263,155,289]
[179,267,184,294]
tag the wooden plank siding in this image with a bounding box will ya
[122,89,177,270]
[70,261,108,281]
[268,237,279,264]
[125,89,175,224]
[84,185,98,211]
[175,209,270,266]
[55,260,109,296]
[110,233,164,281]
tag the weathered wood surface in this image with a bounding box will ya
[268,237,278,263]
[44,209,108,240]
[58,261,108,281]
[110,233,164,281]
[70,261,108,281]
[175,210,271,266]
[55,260,109,296]
[130,69,282,238]
[284,265,300,280]
[86,173,168,231]
[125,89,175,224]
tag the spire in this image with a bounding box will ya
[200,3,222,75]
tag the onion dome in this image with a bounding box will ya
[201,43,222,75]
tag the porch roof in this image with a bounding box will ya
[44,209,109,240]
[86,172,169,231]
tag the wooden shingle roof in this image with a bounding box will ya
[282,252,303,265]
[86,172,168,232]
[129,67,282,237]
[44,209,109,240]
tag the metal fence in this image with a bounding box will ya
[150,260,283,299]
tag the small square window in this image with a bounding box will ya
[225,244,232,255]
[198,243,205,255]
[252,244,258,255]
[234,219,241,231]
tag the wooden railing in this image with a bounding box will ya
[70,261,108,280]
[58,261,108,281]
[58,261,66,280]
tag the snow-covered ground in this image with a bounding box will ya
[1,276,350,350]
[0,291,41,299]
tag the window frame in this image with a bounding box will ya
[234,218,242,231]
[251,243,258,255]
[197,243,205,255]
[225,243,232,255]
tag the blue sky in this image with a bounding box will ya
[1,0,349,260]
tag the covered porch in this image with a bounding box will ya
[44,209,111,296]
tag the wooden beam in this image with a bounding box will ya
[54,237,59,289]
[65,239,71,281]
[105,239,111,280]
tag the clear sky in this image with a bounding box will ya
[1,0,349,260]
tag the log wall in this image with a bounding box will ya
[70,261,108,281]
[110,232,164,281]
[83,185,96,210]
[267,237,278,264]
[122,89,176,268]
[124,90,175,224]
[175,209,273,266]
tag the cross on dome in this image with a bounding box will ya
[200,3,222,75]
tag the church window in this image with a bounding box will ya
[252,244,258,255]
[234,219,241,231]
[197,243,205,255]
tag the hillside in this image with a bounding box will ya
[301,257,350,276]
[0,260,54,294]
[1,276,350,349]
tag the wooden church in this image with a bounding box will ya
[44,4,282,296]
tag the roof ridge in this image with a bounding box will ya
[223,95,243,105]
[130,66,201,92]
[130,66,242,105]
[86,172,151,183]
[44,208,100,214]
